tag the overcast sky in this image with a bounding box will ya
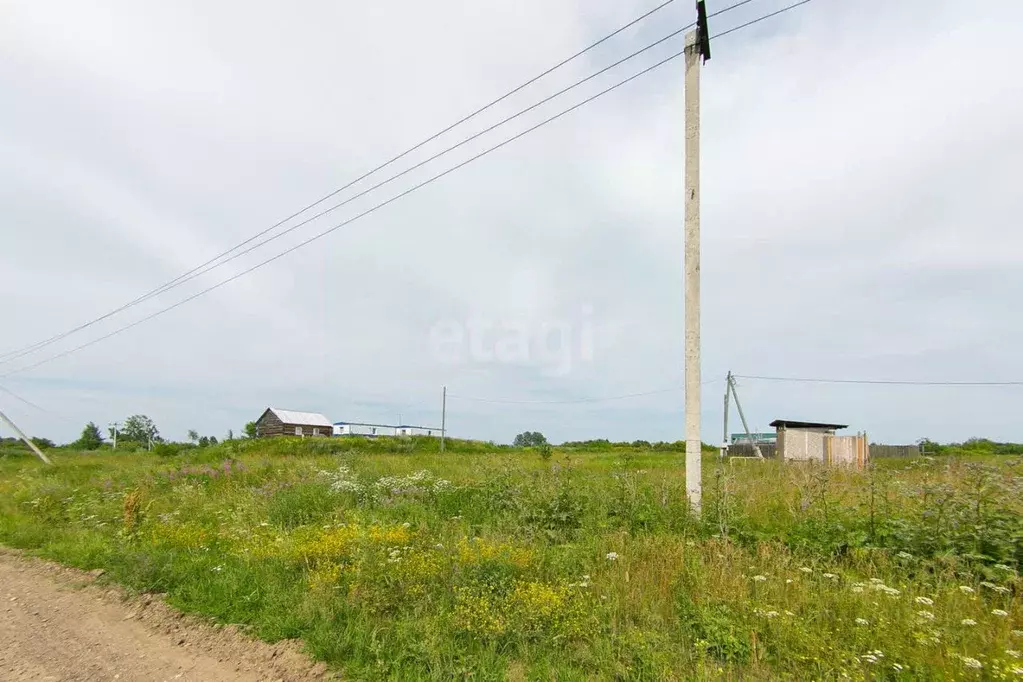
[2,0,1021,446]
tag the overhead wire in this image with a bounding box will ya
[2,0,817,378]
[0,0,681,366]
[735,374,1023,386]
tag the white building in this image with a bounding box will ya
[333,421,441,437]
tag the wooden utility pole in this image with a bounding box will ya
[440,386,447,452]
[0,409,52,465]
[685,1,711,514]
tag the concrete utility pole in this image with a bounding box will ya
[0,409,52,465]
[684,1,711,514]
[440,386,447,452]
[109,422,119,450]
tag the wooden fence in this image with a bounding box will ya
[869,444,921,458]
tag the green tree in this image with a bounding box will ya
[187,429,199,444]
[226,429,234,441]
[244,421,258,439]
[121,415,159,444]
[30,437,55,449]
[74,422,104,450]
[513,431,548,447]
[198,436,210,448]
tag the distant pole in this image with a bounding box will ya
[109,422,119,450]
[440,386,447,452]
[0,409,52,465]
[721,371,732,458]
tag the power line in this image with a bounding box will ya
[735,374,1023,386]
[0,0,680,367]
[0,0,771,368]
[712,0,817,40]
[2,0,815,378]
[0,21,701,369]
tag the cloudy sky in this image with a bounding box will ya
[2,0,1021,446]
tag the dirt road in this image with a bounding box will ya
[0,549,328,681]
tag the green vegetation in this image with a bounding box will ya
[0,437,1021,679]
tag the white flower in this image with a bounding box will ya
[1006,650,1020,659]
[786,579,793,584]
[1011,666,1023,676]
[995,586,1012,594]
[896,551,913,559]
[823,573,837,579]
[851,585,865,593]
[799,567,813,573]
[994,563,1014,572]
[892,663,904,671]
[861,655,878,664]
[606,552,619,561]
[764,611,779,618]
[993,609,1009,617]
[959,585,976,594]
[784,610,795,617]
[980,581,997,589]
[1014,630,1023,638]
[401,522,411,528]
[961,618,977,626]
[855,618,870,626]
[211,565,223,572]
[869,578,885,584]
[882,586,901,597]
[752,575,767,582]
[915,596,934,606]
[962,657,982,670]
[434,543,444,549]
[917,610,935,621]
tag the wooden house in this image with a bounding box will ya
[255,408,333,438]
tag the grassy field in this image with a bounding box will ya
[0,437,1021,680]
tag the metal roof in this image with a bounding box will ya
[770,419,848,430]
[269,408,332,427]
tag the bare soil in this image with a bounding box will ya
[0,549,330,681]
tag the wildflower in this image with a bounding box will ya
[959,585,976,594]
[851,585,865,593]
[980,581,997,589]
[752,575,767,582]
[402,522,411,528]
[799,567,813,573]
[995,586,1012,594]
[764,611,779,618]
[861,655,878,664]
[882,586,901,597]
[869,578,885,584]
[606,552,619,561]
[962,657,982,670]
[823,572,837,580]
[786,579,793,584]
[1014,630,1023,638]
[961,618,977,626]
[917,611,935,621]
[1012,666,1023,676]
[855,618,870,626]
[993,609,1009,617]
[897,551,913,559]
[211,565,224,572]
[784,610,795,617]
[892,663,904,671]
[915,596,934,606]
[1006,650,1020,659]
[995,564,1014,572]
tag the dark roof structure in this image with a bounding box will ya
[769,419,848,430]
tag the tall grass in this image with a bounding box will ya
[0,438,1020,679]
